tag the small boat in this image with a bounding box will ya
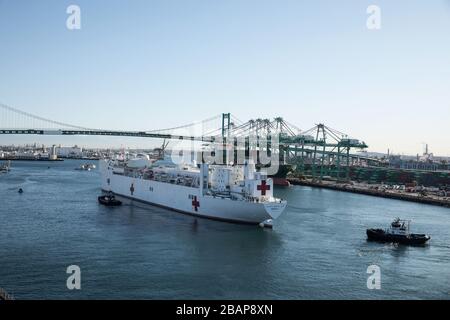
[98,194,122,206]
[367,218,430,245]
[98,194,122,207]
[75,163,96,171]
[18,188,23,194]
[0,161,11,173]
[98,193,122,207]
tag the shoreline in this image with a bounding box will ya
[287,178,450,208]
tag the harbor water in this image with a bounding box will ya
[0,160,449,299]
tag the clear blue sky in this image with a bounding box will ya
[0,0,449,155]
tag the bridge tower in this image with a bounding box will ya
[221,113,231,164]
[221,113,231,139]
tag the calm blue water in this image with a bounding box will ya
[1,160,449,299]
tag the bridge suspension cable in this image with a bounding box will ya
[147,114,222,134]
[0,103,96,131]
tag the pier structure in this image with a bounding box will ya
[288,178,450,208]
[225,117,371,181]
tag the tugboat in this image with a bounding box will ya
[98,193,122,206]
[367,218,430,245]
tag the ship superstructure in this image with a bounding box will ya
[100,155,287,226]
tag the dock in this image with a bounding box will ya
[288,178,450,208]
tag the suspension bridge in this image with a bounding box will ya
[0,103,376,181]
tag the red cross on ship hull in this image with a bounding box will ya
[257,180,270,196]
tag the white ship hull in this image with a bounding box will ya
[100,161,286,225]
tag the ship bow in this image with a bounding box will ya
[263,201,287,220]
